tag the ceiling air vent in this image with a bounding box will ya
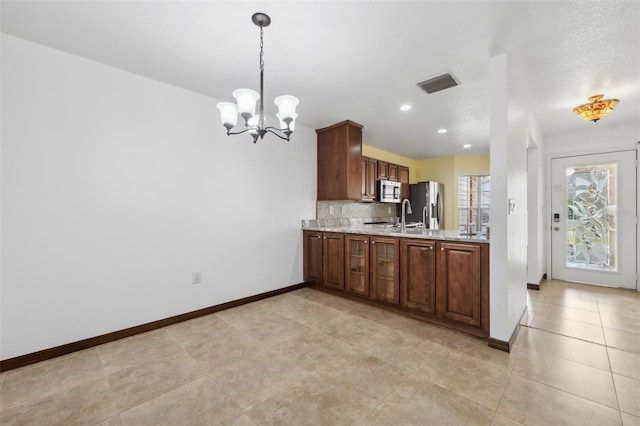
[417,73,459,94]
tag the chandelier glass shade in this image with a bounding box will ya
[216,13,299,143]
[573,94,619,123]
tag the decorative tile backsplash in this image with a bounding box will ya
[316,200,398,221]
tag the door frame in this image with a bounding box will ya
[545,143,639,291]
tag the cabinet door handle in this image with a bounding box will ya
[313,236,321,239]
[372,241,376,245]
[364,241,368,244]
[441,247,445,251]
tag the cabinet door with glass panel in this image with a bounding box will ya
[370,237,400,304]
[345,234,370,296]
[458,175,490,236]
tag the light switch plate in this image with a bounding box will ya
[509,199,516,214]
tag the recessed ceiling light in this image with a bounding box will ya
[462,144,472,148]
[437,128,448,134]
[400,104,412,111]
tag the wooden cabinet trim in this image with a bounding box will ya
[316,120,363,133]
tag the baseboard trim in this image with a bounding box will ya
[527,274,546,290]
[487,307,527,353]
[487,337,511,352]
[0,282,306,372]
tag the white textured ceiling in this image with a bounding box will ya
[2,1,639,159]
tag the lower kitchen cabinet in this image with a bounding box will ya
[303,231,323,285]
[303,231,345,290]
[370,237,400,304]
[345,235,370,296]
[322,232,345,290]
[345,234,400,304]
[437,242,482,327]
[401,239,436,314]
[304,230,489,338]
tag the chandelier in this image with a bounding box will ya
[573,94,619,123]
[216,13,299,143]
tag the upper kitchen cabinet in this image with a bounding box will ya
[398,166,409,200]
[316,120,363,201]
[388,163,398,181]
[361,156,377,202]
[377,160,389,180]
[377,161,397,181]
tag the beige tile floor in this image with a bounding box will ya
[1,279,638,425]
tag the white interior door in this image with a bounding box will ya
[551,150,637,289]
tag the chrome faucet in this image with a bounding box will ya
[422,206,428,232]
[401,198,412,233]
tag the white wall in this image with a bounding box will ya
[526,127,547,286]
[489,53,530,342]
[0,34,317,360]
[544,122,639,157]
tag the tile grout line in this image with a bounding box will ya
[489,362,515,425]
[508,368,622,413]
[519,324,640,356]
[597,294,625,425]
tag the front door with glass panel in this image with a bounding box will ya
[551,151,637,289]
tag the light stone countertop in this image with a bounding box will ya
[302,221,490,244]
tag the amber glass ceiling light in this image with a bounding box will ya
[216,13,299,143]
[573,94,619,123]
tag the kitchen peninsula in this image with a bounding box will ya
[302,221,490,339]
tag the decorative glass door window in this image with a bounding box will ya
[565,164,617,271]
[458,175,490,235]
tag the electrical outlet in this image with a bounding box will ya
[192,271,201,284]
[341,205,346,214]
[329,205,335,214]
[388,206,391,214]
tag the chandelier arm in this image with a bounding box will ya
[265,125,290,132]
[265,128,292,141]
[226,127,257,136]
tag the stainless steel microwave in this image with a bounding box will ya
[377,179,401,203]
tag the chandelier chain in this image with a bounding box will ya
[259,26,264,73]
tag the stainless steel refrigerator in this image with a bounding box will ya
[406,181,444,229]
